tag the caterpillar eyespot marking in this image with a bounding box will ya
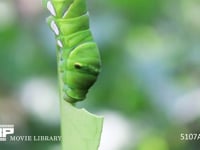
[74,63,82,69]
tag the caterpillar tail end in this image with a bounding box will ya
[63,94,78,103]
[63,87,87,103]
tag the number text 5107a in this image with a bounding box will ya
[180,133,200,140]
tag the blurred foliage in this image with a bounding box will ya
[0,0,200,149]
[0,20,57,95]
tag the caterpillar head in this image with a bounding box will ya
[64,42,101,103]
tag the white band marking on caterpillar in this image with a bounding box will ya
[57,40,63,48]
[50,21,59,35]
[47,1,56,16]
[62,3,73,18]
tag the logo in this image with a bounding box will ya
[0,125,14,141]
[0,125,61,142]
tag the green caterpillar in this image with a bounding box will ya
[43,0,101,103]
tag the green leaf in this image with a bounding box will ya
[61,101,103,150]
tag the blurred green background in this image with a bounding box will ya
[0,0,200,150]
